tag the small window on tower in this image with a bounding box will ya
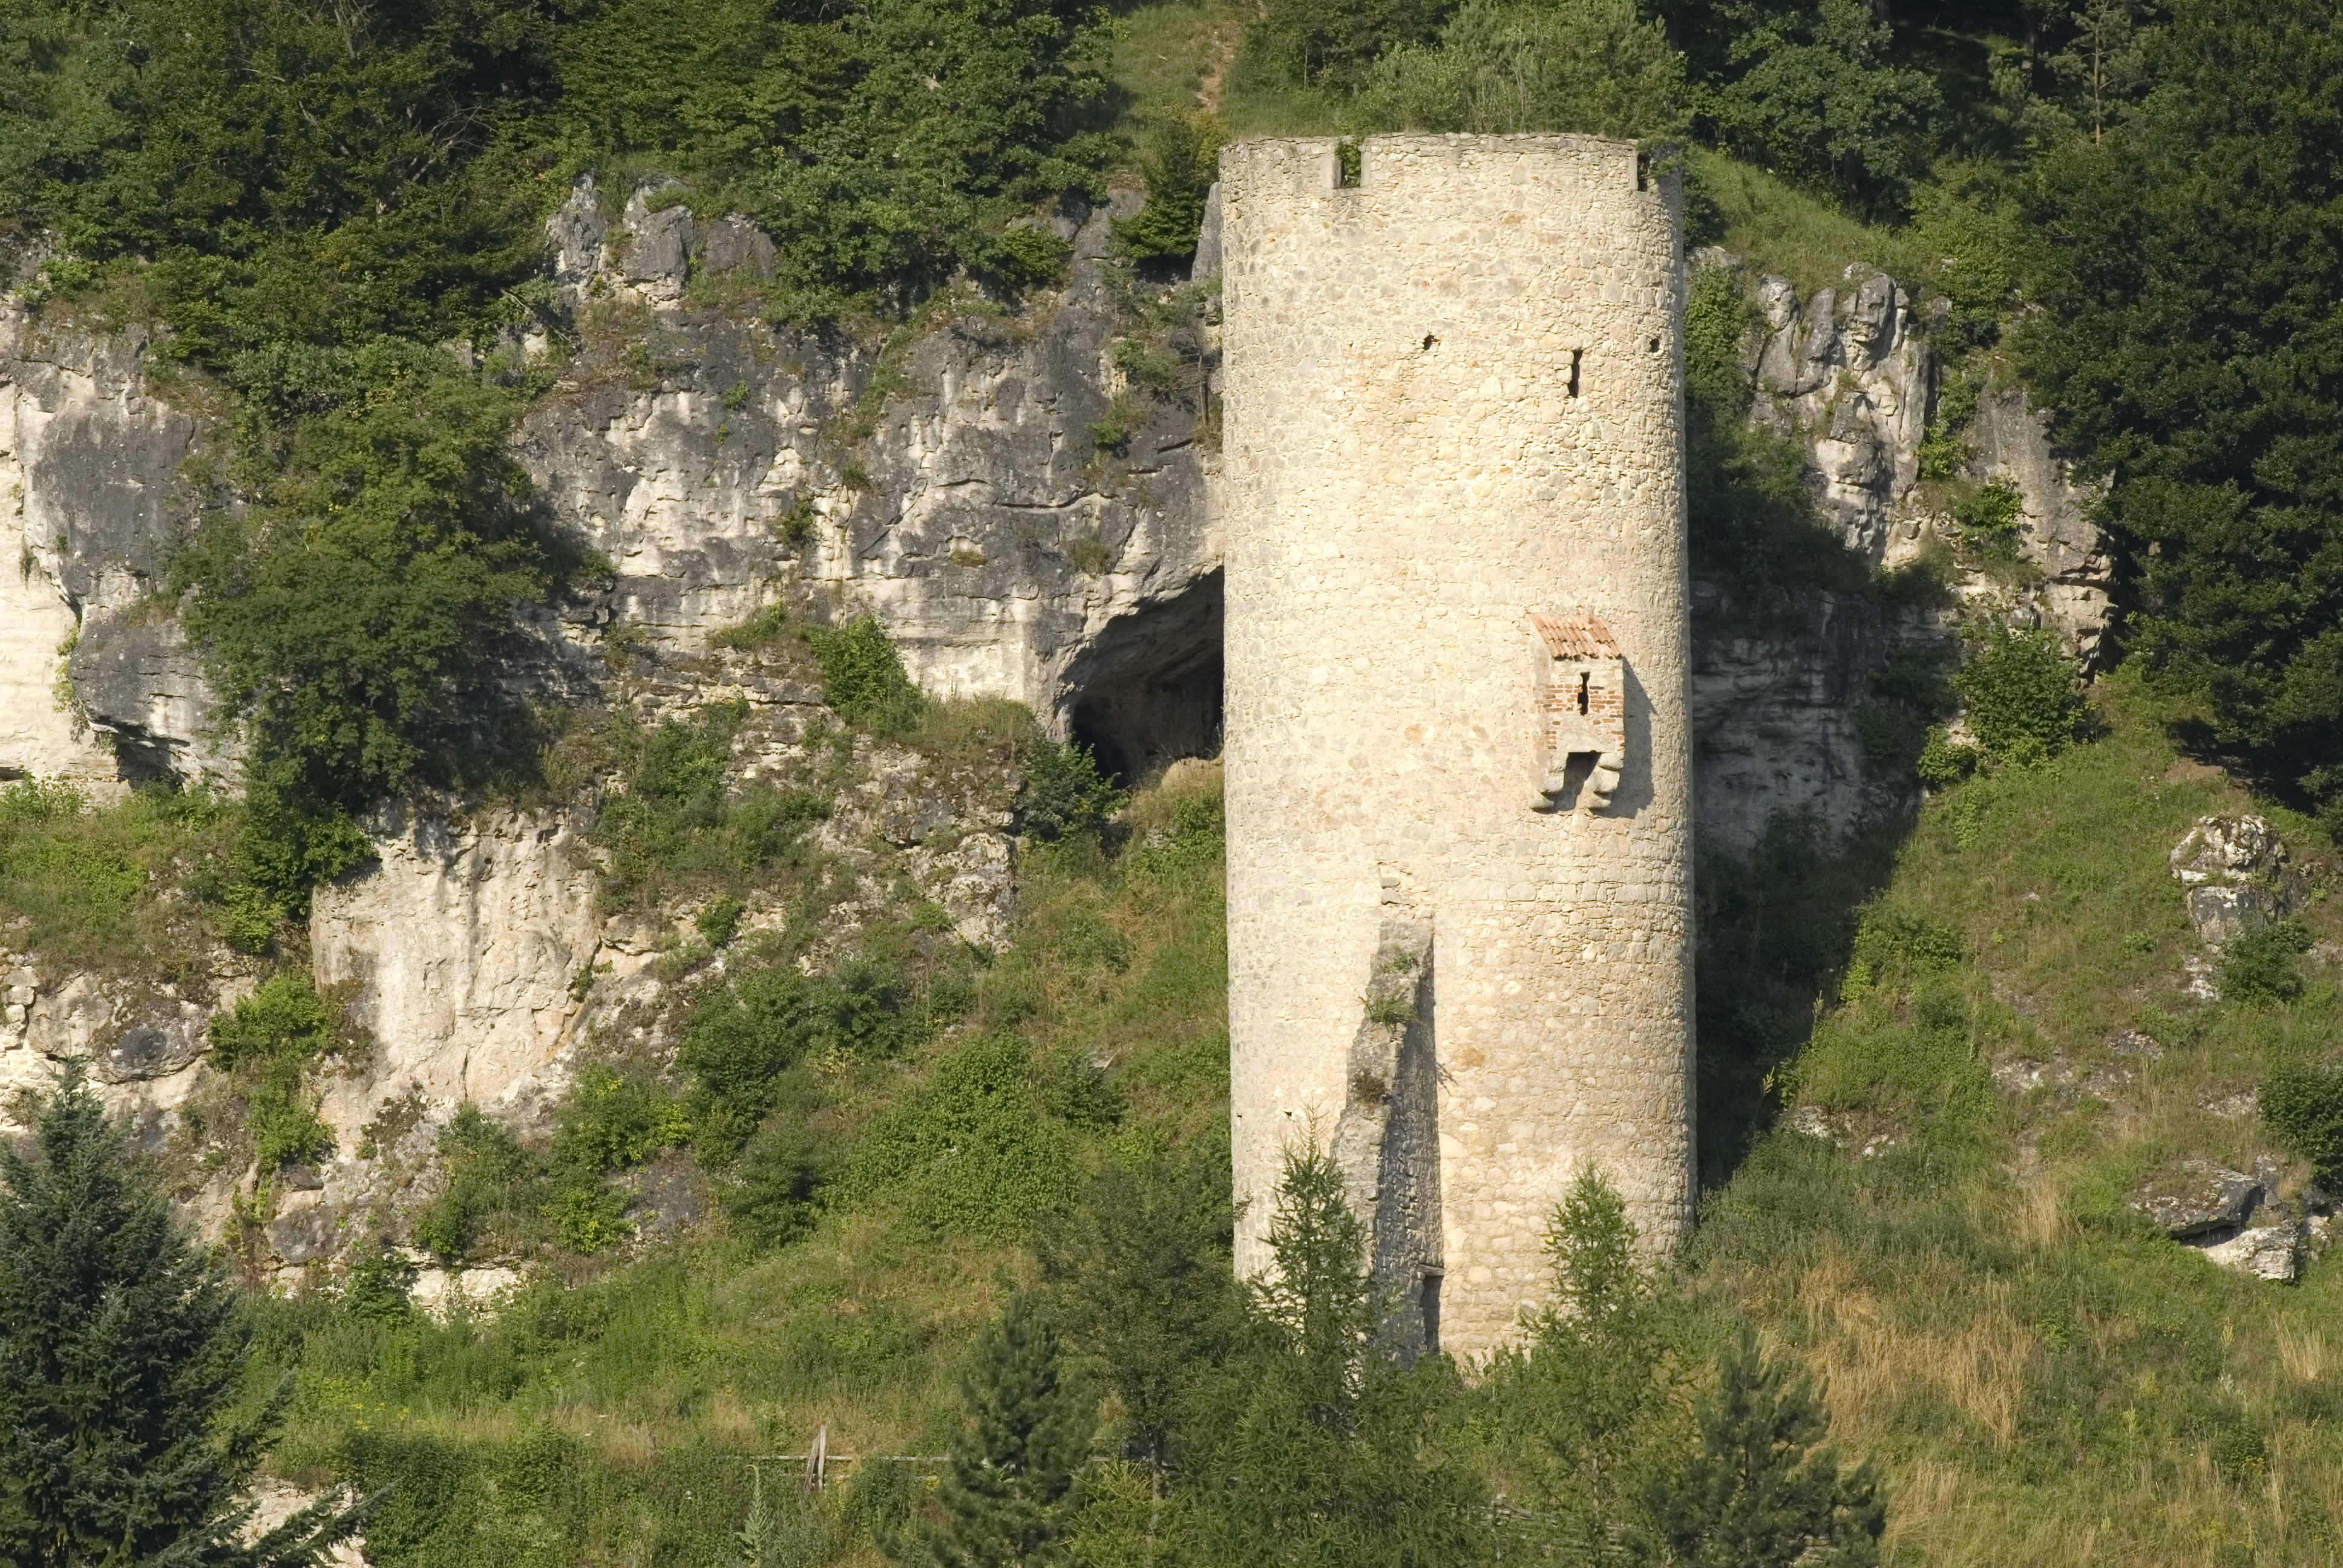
[1575,671,1590,714]
[1568,349,1583,397]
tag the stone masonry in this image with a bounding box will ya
[1220,134,1696,1361]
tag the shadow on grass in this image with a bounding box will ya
[1694,811,1907,1192]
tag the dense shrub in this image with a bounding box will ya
[1020,742,1122,841]
[597,702,829,906]
[2222,920,2315,1006]
[545,1063,689,1253]
[846,1035,1083,1236]
[2261,1059,2343,1184]
[1113,112,1225,263]
[1953,624,2081,765]
[810,617,929,737]
[1245,0,1449,91]
[209,972,352,1170]
[411,1105,546,1261]
[1349,0,1687,140]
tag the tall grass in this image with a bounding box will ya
[256,763,1233,1567]
[1701,670,2343,1564]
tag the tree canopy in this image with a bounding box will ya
[2020,0,2343,822]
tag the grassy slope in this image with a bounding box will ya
[1702,676,2343,1566]
[243,765,1230,1567]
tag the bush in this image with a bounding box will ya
[2261,1060,2343,1184]
[1953,625,2080,765]
[597,702,828,906]
[1246,0,1447,90]
[1351,0,1688,141]
[1683,264,1758,428]
[1953,476,2024,538]
[680,956,920,1152]
[540,1063,688,1253]
[1020,742,1121,841]
[1114,112,1225,263]
[411,1105,545,1261]
[809,617,928,737]
[2223,921,2315,1007]
[846,1035,1081,1236]
[209,973,352,1170]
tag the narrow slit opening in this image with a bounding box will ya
[1567,348,1582,397]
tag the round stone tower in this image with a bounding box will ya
[1219,134,1695,1362]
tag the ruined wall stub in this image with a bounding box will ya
[1221,134,1696,1362]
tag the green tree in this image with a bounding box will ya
[1701,0,1942,213]
[1353,0,1688,141]
[0,1064,369,1566]
[1488,1166,1683,1563]
[1642,1326,1882,1568]
[1113,113,1225,264]
[927,1292,1096,1568]
[1246,0,1449,91]
[2019,0,2343,826]
[1035,1151,1247,1488]
[1184,1144,1489,1568]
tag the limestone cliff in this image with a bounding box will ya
[0,188,2119,1273]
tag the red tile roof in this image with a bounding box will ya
[1530,613,1622,659]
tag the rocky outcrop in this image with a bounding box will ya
[310,804,602,1130]
[2170,815,2303,948]
[1745,264,1933,564]
[520,177,1222,759]
[0,305,219,786]
[1686,583,1951,857]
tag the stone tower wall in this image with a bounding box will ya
[1220,134,1696,1361]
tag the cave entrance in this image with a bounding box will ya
[1063,570,1224,785]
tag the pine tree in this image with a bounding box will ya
[0,1063,368,1568]
[1641,1327,1883,1568]
[1034,1151,1247,1488]
[1492,1165,1680,1564]
[928,1292,1096,1568]
[1186,1143,1490,1568]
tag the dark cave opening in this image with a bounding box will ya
[1063,570,1224,785]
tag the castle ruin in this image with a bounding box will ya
[1219,134,1696,1361]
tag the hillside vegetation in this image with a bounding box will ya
[7,1,2343,1566]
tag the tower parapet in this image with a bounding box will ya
[1220,134,1696,1361]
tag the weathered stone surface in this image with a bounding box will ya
[0,306,215,785]
[2134,1160,2264,1239]
[519,184,1223,750]
[2198,1224,2299,1283]
[1723,254,2116,665]
[1331,917,1440,1359]
[2171,815,2300,947]
[1687,585,1949,855]
[310,803,601,1133]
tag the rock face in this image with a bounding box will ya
[310,803,603,1129]
[0,305,218,786]
[0,186,2129,1278]
[1686,584,1948,857]
[1728,255,2116,665]
[2171,815,2302,947]
[520,177,1223,766]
